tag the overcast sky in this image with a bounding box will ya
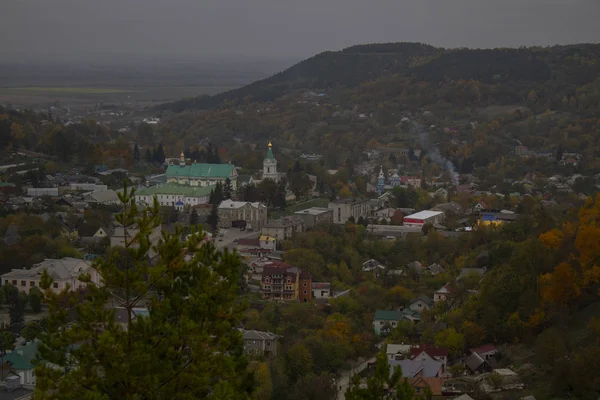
[2,0,599,64]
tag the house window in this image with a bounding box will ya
[11,280,16,285]
[29,281,35,287]
[303,290,307,294]
[21,281,26,287]
[53,282,59,288]
[265,278,270,283]
[266,341,271,346]
[303,282,307,287]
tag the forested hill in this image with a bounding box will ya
[159,42,600,113]
[159,42,442,112]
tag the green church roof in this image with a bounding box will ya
[374,310,403,321]
[166,163,235,179]
[265,147,275,161]
[136,184,216,197]
[4,341,39,370]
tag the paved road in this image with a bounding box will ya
[336,356,376,400]
[214,229,260,251]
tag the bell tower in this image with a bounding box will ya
[262,142,278,181]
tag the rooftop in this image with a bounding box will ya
[294,207,332,216]
[329,197,368,205]
[263,216,303,228]
[1,257,91,281]
[219,200,263,209]
[166,163,235,179]
[404,210,444,220]
[237,238,260,247]
[374,310,403,321]
[410,345,448,358]
[84,189,119,203]
[4,341,39,370]
[0,388,34,400]
[390,358,442,378]
[242,329,279,341]
[136,183,215,197]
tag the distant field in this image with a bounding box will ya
[0,85,240,111]
[5,87,136,94]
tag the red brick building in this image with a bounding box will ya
[260,262,312,302]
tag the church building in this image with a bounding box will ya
[166,152,238,189]
[262,142,285,182]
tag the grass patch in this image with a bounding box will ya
[5,87,137,94]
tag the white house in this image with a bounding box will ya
[410,346,448,373]
[311,282,331,299]
[135,184,214,209]
[409,296,433,313]
[434,284,454,303]
[386,344,412,361]
[4,341,39,387]
[0,257,99,294]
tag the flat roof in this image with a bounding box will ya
[404,210,444,220]
[329,197,368,205]
[294,207,332,215]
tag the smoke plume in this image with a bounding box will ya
[417,126,460,186]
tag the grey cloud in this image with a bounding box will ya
[1,0,599,63]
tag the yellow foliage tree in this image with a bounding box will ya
[539,228,563,250]
[324,313,352,344]
[540,262,581,307]
[388,286,413,305]
[251,362,272,400]
[339,185,352,198]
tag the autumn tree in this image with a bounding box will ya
[34,185,254,399]
[540,262,581,308]
[435,328,466,357]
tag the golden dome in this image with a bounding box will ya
[268,141,272,148]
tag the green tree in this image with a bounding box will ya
[6,288,25,327]
[133,144,140,162]
[207,203,220,233]
[0,331,14,358]
[223,178,233,200]
[28,287,42,313]
[284,248,326,280]
[285,342,313,384]
[346,345,414,400]
[209,183,224,205]
[435,328,466,357]
[34,185,254,399]
[189,208,199,226]
[21,319,47,342]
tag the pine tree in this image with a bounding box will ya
[210,182,224,205]
[155,144,166,164]
[207,203,220,233]
[35,185,253,399]
[133,144,140,162]
[189,208,199,226]
[223,178,233,200]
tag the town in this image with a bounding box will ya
[0,131,591,400]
